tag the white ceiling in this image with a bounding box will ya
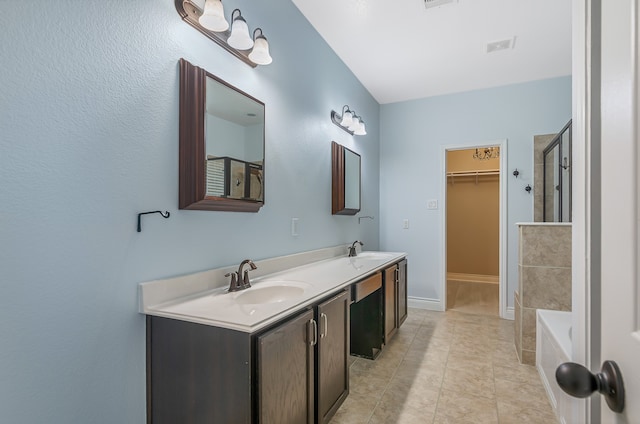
[291,0,572,104]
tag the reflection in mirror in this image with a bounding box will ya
[179,58,265,212]
[344,149,360,210]
[205,75,264,201]
[332,141,361,215]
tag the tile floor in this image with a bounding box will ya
[330,308,558,424]
[447,281,499,316]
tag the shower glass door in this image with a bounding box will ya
[543,120,572,222]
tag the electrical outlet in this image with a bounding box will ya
[403,219,409,229]
[427,199,438,210]
[291,218,299,236]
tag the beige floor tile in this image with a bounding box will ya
[350,356,399,380]
[349,369,390,399]
[369,381,440,423]
[442,365,496,400]
[494,378,552,411]
[446,352,494,374]
[402,346,449,368]
[497,400,558,424]
[331,309,554,424]
[493,362,542,385]
[368,402,436,424]
[330,392,377,424]
[434,389,499,424]
[394,361,446,388]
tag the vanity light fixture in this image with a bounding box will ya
[227,9,254,50]
[175,0,272,67]
[331,105,367,136]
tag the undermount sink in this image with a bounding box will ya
[234,281,310,305]
[355,251,395,260]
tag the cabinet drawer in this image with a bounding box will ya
[352,273,382,302]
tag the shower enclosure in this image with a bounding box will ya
[543,120,572,222]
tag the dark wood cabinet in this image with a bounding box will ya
[316,291,350,424]
[146,316,252,424]
[257,309,315,424]
[147,290,350,424]
[383,259,409,344]
[383,265,398,343]
[397,259,408,327]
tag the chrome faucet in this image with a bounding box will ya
[348,240,363,257]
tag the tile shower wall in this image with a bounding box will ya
[515,224,571,365]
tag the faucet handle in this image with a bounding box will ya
[225,272,239,291]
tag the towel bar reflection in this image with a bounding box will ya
[137,211,171,232]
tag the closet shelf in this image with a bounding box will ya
[447,169,499,185]
[446,170,500,177]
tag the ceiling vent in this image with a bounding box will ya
[424,0,457,9]
[486,37,517,53]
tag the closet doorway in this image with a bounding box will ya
[443,144,506,317]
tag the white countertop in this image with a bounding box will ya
[139,250,406,333]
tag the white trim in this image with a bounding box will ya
[504,306,515,321]
[440,140,509,319]
[571,0,590,422]
[408,296,444,311]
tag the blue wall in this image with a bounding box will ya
[0,0,379,422]
[378,77,572,308]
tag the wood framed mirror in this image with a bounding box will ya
[179,58,265,212]
[332,141,361,215]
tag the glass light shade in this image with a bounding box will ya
[248,36,272,65]
[354,119,366,135]
[227,17,254,50]
[340,111,353,128]
[199,0,229,32]
[347,116,360,132]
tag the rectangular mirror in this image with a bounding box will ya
[179,58,265,212]
[332,141,361,215]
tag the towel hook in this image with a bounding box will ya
[137,210,170,232]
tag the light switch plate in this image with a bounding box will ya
[403,219,409,229]
[427,199,438,210]
[291,218,299,236]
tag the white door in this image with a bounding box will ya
[598,0,640,421]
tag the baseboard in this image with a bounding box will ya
[503,306,515,320]
[408,296,444,311]
[447,272,499,284]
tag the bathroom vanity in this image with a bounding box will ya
[139,247,407,424]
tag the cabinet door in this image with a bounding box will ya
[384,266,397,343]
[257,309,315,424]
[147,316,252,424]
[316,290,350,424]
[397,259,408,327]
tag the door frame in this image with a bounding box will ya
[571,0,596,421]
[440,139,509,319]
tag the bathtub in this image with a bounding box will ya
[536,309,575,424]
